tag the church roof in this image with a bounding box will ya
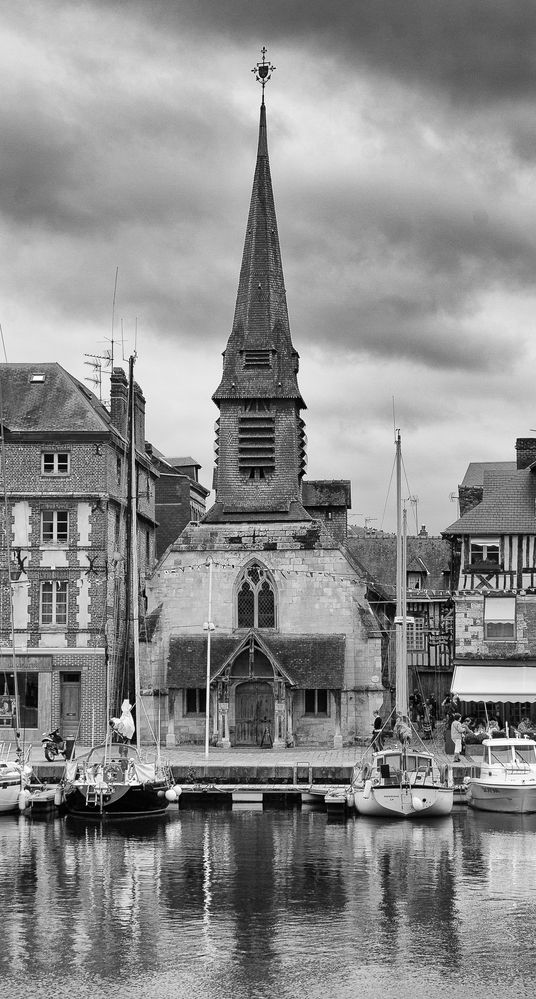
[167,633,346,688]
[213,103,304,406]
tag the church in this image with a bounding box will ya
[140,59,384,748]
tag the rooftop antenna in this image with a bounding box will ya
[365,517,377,533]
[407,495,419,534]
[252,46,275,104]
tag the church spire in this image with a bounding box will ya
[210,51,307,518]
[213,51,304,406]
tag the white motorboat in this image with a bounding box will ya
[465,735,536,813]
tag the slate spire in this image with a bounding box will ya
[213,95,304,406]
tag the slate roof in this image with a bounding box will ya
[0,362,111,434]
[461,461,515,487]
[213,103,304,406]
[444,467,536,534]
[346,535,451,598]
[167,633,346,688]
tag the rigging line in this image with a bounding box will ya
[379,449,397,531]
[0,323,8,363]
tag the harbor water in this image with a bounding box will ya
[1,804,535,999]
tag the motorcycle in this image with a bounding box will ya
[42,728,67,762]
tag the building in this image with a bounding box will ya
[346,530,453,708]
[151,451,210,558]
[140,89,384,748]
[0,362,158,745]
[442,437,536,724]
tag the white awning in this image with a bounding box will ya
[451,664,536,703]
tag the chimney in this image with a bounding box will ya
[133,382,146,449]
[110,367,128,437]
[418,525,428,538]
[516,438,536,470]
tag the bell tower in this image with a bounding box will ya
[211,50,307,520]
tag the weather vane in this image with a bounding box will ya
[252,46,275,102]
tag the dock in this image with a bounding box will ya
[29,743,478,814]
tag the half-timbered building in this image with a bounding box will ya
[442,438,536,724]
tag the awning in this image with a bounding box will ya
[451,664,536,703]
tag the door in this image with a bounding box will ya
[235,681,274,746]
[60,673,81,738]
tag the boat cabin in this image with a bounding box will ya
[373,750,436,783]
[482,739,536,769]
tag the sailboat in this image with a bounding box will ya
[63,356,179,819]
[353,432,453,819]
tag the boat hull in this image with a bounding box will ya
[466,780,536,814]
[64,781,171,819]
[0,780,23,814]
[355,783,453,819]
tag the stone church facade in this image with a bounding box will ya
[140,95,383,747]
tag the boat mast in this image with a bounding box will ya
[0,374,21,749]
[128,355,141,753]
[395,431,408,717]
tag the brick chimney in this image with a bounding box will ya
[516,438,536,469]
[110,367,128,437]
[133,382,146,449]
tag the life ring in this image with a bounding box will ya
[103,763,121,783]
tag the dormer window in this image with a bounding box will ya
[407,571,425,590]
[243,349,271,369]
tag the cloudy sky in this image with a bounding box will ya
[3,0,536,535]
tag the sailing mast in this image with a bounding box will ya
[395,431,408,718]
[127,355,141,753]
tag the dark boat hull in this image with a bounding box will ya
[64,781,171,819]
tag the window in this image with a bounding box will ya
[116,456,122,486]
[40,581,68,626]
[41,510,68,544]
[304,689,328,715]
[470,538,500,565]
[237,563,276,628]
[407,571,425,590]
[0,672,38,728]
[42,452,70,476]
[185,688,206,714]
[484,596,515,640]
[407,617,426,651]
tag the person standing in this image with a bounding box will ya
[372,711,384,751]
[450,713,465,762]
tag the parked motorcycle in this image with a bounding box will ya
[42,728,67,762]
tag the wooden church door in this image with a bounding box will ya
[235,681,274,746]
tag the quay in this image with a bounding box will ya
[30,743,476,811]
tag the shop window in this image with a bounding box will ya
[41,510,68,544]
[236,562,276,629]
[40,581,68,626]
[304,689,328,715]
[484,596,515,639]
[185,688,206,715]
[0,672,38,728]
[42,452,70,476]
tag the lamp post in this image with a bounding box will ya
[203,557,214,758]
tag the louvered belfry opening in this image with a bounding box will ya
[238,400,275,479]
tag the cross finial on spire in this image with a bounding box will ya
[251,46,275,104]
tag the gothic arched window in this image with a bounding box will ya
[237,562,276,629]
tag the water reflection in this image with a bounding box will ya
[0,807,535,998]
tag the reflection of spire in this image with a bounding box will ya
[251,46,276,105]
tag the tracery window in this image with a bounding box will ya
[237,563,276,629]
